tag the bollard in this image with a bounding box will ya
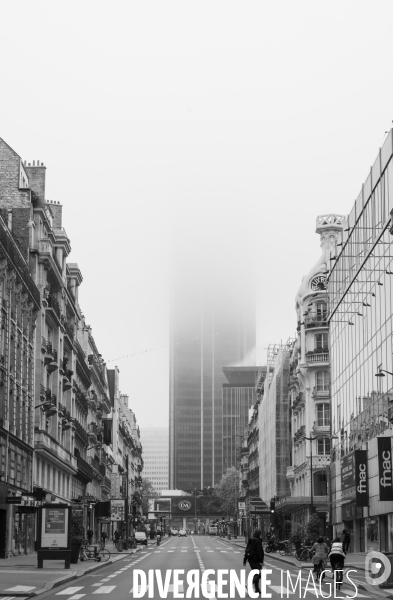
[379,552,393,588]
[228,533,232,540]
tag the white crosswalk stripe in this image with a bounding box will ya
[56,588,84,595]
[92,586,116,594]
[271,585,295,595]
[130,585,149,595]
[68,596,85,600]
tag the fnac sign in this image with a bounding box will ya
[355,449,368,507]
[378,437,393,501]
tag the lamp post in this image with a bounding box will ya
[304,435,318,514]
[305,434,338,516]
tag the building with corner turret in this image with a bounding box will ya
[276,214,344,535]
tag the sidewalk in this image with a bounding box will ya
[0,544,146,598]
[219,536,393,598]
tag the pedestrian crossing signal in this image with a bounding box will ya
[270,500,275,513]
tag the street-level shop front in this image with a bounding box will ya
[331,433,393,553]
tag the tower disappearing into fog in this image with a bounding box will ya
[169,248,256,490]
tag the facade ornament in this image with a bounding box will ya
[0,258,8,282]
[7,270,17,292]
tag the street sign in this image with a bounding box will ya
[7,497,22,504]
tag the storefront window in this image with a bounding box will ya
[366,517,379,552]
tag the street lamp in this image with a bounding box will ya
[375,366,393,377]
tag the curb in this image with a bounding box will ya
[0,547,144,598]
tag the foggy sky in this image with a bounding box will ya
[1,1,393,427]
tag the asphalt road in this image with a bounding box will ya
[34,536,372,599]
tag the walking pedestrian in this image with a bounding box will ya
[243,529,264,596]
[87,528,93,545]
[341,530,350,553]
[101,530,107,547]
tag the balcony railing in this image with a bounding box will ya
[47,295,61,320]
[304,314,328,328]
[74,419,88,444]
[306,352,329,363]
[77,455,93,482]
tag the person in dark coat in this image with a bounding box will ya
[341,530,350,553]
[87,528,93,545]
[101,530,107,547]
[243,529,265,594]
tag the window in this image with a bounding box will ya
[315,333,328,350]
[316,302,327,319]
[313,471,327,495]
[317,438,331,455]
[316,371,329,392]
[317,403,330,426]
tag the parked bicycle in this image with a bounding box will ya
[279,541,294,556]
[80,540,110,562]
[265,539,288,553]
[128,537,137,549]
[294,545,313,561]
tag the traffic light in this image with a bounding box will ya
[270,499,275,514]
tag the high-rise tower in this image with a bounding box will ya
[169,247,256,491]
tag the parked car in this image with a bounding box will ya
[135,532,148,546]
[178,529,187,537]
[208,526,218,535]
[171,529,178,536]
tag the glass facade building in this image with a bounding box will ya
[222,366,262,473]
[328,130,393,552]
[169,252,256,491]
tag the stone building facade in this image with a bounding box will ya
[279,214,344,533]
[0,137,143,555]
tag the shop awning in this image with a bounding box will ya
[275,496,328,513]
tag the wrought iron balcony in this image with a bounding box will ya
[74,419,88,445]
[76,455,93,483]
[46,294,61,321]
[304,314,328,329]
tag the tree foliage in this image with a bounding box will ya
[214,467,240,516]
[306,513,322,540]
[140,478,159,514]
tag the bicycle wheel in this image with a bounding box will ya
[299,549,309,561]
[279,546,287,556]
[98,549,110,562]
[265,545,272,553]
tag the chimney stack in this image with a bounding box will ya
[24,162,46,208]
